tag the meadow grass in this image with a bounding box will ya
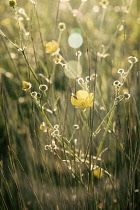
[0,0,140,209]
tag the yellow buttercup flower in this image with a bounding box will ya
[40,122,47,132]
[53,56,62,63]
[93,168,103,178]
[71,90,93,110]
[46,40,59,54]
[22,81,32,91]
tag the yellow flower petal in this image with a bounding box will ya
[46,40,59,54]
[71,90,93,110]
[22,81,32,91]
[71,96,79,106]
[76,90,89,99]
[93,168,103,178]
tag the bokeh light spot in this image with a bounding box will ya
[64,60,82,79]
[68,29,83,48]
[93,6,99,13]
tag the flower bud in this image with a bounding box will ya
[46,40,59,54]
[9,0,17,7]
[22,81,32,91]
[58,22,66,31]
[40,122,47,132]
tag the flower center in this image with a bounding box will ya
[80,102,85,107]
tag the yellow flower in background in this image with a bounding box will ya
[0,18,11,26]
[99,0,109,8]
[22,81,32,91]
[46,40,59,54]
[53,56,62,63]
[40,122,47,132]
[71,90,93,110]
[93,168,103,178]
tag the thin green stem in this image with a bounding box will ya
[0,30,39,83]
[96,104,116,159]
[21,50,39,83]
[9,147,44,210]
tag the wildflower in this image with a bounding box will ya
[71,90,93,110]
[39,84,48,92]
[9,0,17,7]
[99,0,109,8]
[45,40,59,55]
[58,22,66,31]
[40,122,47,132]
[53,56,62,64]
[93,167,103,178]
[22,81,32,91]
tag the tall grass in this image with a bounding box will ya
[0,0,140,209]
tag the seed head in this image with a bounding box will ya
[31,91,37,98]
[77,77,84,84]
[127,56,138,64]
[73,124,79,129]
[76,51,82,57]
[86,76,91,82]
[39,84,48,92]
[54,124,59,130]
[113,80,122,87]
[117,68,124,74]
[58,22,66,31]
[37,93,42,99]
[124,93,130,99]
